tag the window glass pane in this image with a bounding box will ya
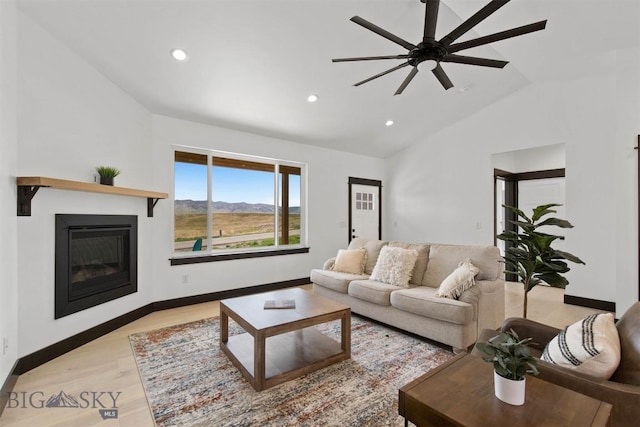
[173,150,305,255]
[174,155,208,253]
[278,171,301,245]
[211,160,275,250]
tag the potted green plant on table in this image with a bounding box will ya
[497,203,585,318]
[96,166,121,186]
[475,329,538,405]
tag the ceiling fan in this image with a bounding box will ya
[332,0,547,94]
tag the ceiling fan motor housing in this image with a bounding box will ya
[409,42,447,67]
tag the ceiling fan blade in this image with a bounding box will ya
[440,0,510,46]
[423,0,440,42]
[350,16,416,50]
[332,54,410,63]
[432,64,453,90]
[442,54,508,68]
[394,67,419,95]
[448,20,547,53]
[353,62,410,87]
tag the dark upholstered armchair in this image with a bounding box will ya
[475,302,640,427]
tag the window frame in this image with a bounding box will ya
[171,146,308,263]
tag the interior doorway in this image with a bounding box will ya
[348,177,382,243]
[494,169,565,281]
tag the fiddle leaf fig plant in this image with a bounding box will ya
[475,329,538,380]
[497,203,585,318]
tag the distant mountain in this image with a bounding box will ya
[175,200,300,214]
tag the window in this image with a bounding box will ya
[355,192,374,211]
[173,148,306,256]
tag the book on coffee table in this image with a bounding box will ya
[263,299,296,309]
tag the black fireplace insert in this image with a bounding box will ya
[55,214,137,319]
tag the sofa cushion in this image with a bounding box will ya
[370,246,418,288]
[348,280,401,306]
[421,244,501,287]
[310,269,369,294]
[542,313,621,380]
[333,248,367,274]
[348,237,388,274]
[436,259,480,299]
[389,241,430,285]
[390,286,474,325]
[609,302,640,385]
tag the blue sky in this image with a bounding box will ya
[175,162,300,205]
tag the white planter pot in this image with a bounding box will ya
[494,371,526,405]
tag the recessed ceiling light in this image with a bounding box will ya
[385,120,394,127]
[170,48,189,62]
[307,94,319,103]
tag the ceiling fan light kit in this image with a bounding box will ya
[332,0,547,95]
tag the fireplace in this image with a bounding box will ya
[55,214,137,319]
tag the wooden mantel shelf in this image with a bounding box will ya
[16,176,168,217]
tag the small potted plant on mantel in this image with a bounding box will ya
[96,166,121,186]
[475,329,539,406]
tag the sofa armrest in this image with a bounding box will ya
[472,280,505,332]
[458,285,481,319]
[501,317,561,353]
[323,257,336,270]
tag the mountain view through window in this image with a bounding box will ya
[174,150,303,253]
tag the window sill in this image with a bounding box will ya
[170,247,310,266]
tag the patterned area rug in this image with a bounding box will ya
[130,315,454,426]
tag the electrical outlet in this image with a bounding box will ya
[181,274,189,284]
[2,337,8,355]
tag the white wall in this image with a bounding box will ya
[150,115,384,301]
[614,47,640,315]
[492,144,565,173]
[16,11,155,357]
[386,54,639,316]
[0,0,19,384]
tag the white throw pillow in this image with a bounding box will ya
[542,313,621,380]
[436,259,480,299]
[389,242,430,285]
[332,248,367,275]
[369,246,418,288]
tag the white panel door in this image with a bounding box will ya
[518,177,566,250]
[350,183,380,241]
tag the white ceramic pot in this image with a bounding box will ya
[494,371,526,405]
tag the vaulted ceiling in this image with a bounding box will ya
[17,0,640,158]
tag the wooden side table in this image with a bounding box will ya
[399,353,612,427]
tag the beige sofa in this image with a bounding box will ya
[311,238,505,352]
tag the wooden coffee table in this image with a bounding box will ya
[220,288,351,391]
[399,353,612,427]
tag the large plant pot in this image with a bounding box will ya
[494,371,525,405]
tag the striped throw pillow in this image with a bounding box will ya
[541,313,621,380]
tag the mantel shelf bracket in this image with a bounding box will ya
[17,185,46,216]
[147,198,160,217]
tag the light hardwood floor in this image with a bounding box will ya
[0,284,606,427]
